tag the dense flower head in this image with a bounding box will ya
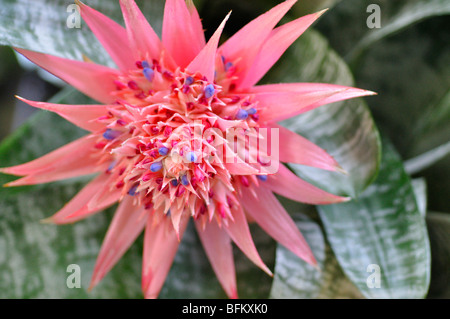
[99,57,269,228]
[1,0,375,298]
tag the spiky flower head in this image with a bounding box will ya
[1,0,374,298]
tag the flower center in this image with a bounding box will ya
[92,58,262,219]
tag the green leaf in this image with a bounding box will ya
[418,90,450,138]
[0,46,17,81]
[353,15,450,158]
[315,245,365,298]
[270,213,325,298]
[339,1,449,216]
[348,0,450,63]
[270,209,364,299]
[293,0,342,16]
[268,29,381,197]
[411,178,427,218]
[316,0,450,61]
[426,212,450,299]
[318,139,431,298]
[404,141,450,175]
[411,90,450,164]
[0,0,165,66]
[0,184,144,298]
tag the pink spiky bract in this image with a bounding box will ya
[1,0,375,298]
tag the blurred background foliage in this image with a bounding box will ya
[0,0,448,298]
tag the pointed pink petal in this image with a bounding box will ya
[266,164,349,204]
[142,212,189,299]
[78,1,135,71]
[255,91,345,123]
[187,12,230,82]
[163,0,206,68]
[267,123,341,171]
[224,205,272,276]
[17,97,112,132]
[240,10,326,88]
[222,142,260,175]
[1,135,97,176]
[3,135,105,186]
[251,83,376,123]
[251,82,377,96]
[195,219,238,299]
[47,173,120,224]
[219,0,297,88]
[240,184,316,265]
[186,0,206,47]
[15,48,120,104]
[119,0,162,62]
[169,203,184,239]
[6,158,106,187]
[225,159,260,175]
[90,196,147,289]
[86,173,125,211]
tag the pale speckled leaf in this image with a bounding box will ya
[0,185,144,298]
[0,0,165,66]
[318,140,431,298]
[268,29,381,197]
[269,208,364,299]
[317,245,364,299]
[270,213,325,299]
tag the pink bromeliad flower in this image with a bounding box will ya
[1,0,375,298]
